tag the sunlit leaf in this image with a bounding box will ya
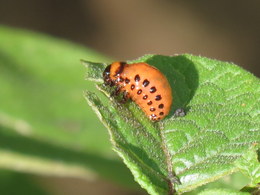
[84,54,260,194]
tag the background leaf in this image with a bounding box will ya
[84,54,260,194]
[0,26,137,187]
[0,170,47,195]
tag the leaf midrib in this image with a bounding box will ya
[160,123,177,194]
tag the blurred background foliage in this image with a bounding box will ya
[0,0,259,195]
[1,0,259,76]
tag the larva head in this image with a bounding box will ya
[103,62,126,85]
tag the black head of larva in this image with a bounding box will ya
[103,62,127,86]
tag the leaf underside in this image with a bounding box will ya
[83,54,260,194]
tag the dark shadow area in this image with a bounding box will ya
[146,55,198,118]
[0,126,137,188]
[0,0,98,44]
[175,0,260,76]
[179,0,259,36]
[0,170,47,195]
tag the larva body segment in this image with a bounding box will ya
[103,62,172,121]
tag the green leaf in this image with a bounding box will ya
[197,188,249,195]
[84,54,260,194]
[235,144,260,189]
[0,25,111,154]
[186,172,250,194]
[0,26,138,187]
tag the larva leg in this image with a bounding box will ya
[104,80,115,87]
[111,85,121,97]
[120,91,129,104]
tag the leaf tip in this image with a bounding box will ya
[80,59,92,68]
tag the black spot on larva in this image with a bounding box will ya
[147,101,152,105]
[159,112,164,116]
[119,77,124,82]
[125,78,130,84]
[155,95,162,101]
[150,87,156,93]
[150,107,156,112]
[158,104,164,109]
[143,79,150,87]
[143,95,148,100]
[135,74,140,82]
[137,89,142,95]
[157,117,161,120]
[131,84,135,90]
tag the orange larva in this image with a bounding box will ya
[103,61,173,121]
